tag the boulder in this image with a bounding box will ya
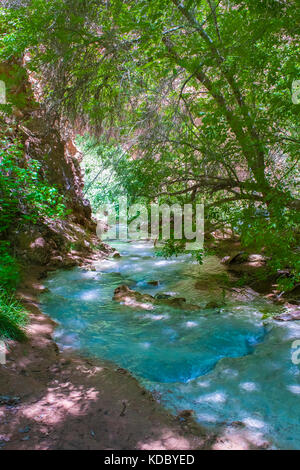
[282,285,300,304]
[28,237,51,265]
[161,297,186,307]
[222,252,248,265]
[227,287,260,302]
[223,252,267,276]
[205,300,223,309]
[113,285,200,311]
[177,409,194,420]
[155,293,171,300]
[147,280,160,286]
[274,309,300,322]
[113,285,154,310]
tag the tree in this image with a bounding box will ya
[2,0,299,284]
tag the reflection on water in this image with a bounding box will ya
[40,240,300,449]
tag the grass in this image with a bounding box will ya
[0,289,28,341]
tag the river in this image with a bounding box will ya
[40,240,300,449]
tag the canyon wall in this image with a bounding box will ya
[1,60,105,269]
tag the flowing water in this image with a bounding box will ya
[40,240,300,449]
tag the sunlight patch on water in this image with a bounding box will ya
[239,382,259,392]
[185,321,198,328]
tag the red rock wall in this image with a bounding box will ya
[1,60,100,266]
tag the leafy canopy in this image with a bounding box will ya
[1,0,299,284]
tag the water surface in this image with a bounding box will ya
[40,240,300,449]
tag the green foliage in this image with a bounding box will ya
[0,241,20,290]
[0,135,67,340]
[1,0,299,283]
[76,135,125,212]
[0,242,26,342]
[155,239,204,264]
[0,242,25,341]
[0,288,27,341]
[0,137,66,233]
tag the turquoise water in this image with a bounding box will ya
[40,240,300,449]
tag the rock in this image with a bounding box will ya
[205,301,222,309]
[113,285,200,311]
[221,255,231,264]
[221,252,248,265]
[112,252,121,259]
[18,426,30,434]
[147,280,160,286]
[35,285,50,294]
[230,421,245,428]
[222,252,267,279]
[158,296,201,311]
[3,62,102,280]
[28,237,51,265]
[177,409,194,420]
[274,310,300,322]
[248,254,266,263]
[62,257,78,268]
[155,293,171,300]
[50,255,63,266]
[162,297,186,307]
[0,395,21,406]
[282,285,300,304]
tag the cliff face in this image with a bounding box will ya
[1,60,106,268]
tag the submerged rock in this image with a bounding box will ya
[160,296,200,311]
[163,297,187,308]
[113,285,200,311]
[274,309,300,322]
[0,396,21,406]
[177,409,194,420]
[205,300,223,309]
[227,287,260,302]
[282,285,300,305]
[223,252,267,279]
[222,251,248,265]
